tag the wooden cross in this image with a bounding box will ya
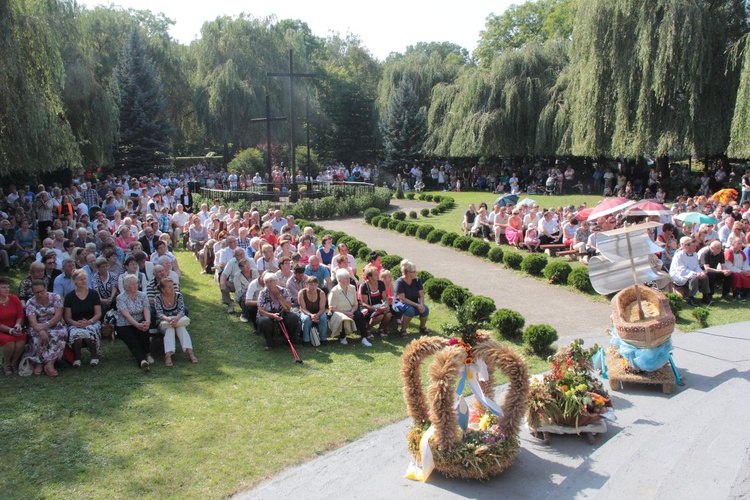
[250,94,286,181]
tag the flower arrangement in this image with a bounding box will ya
[402,331,529,480]
[527,339,613,430]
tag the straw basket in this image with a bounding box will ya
[611,285,675,349]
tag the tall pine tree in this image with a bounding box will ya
[113,29,170,171]
[380,74,426,168]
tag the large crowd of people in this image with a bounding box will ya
[0,169,433,375]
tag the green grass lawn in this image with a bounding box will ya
[0,251,549,499]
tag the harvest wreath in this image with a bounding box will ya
[402,331,529,481]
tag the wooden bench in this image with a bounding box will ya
[555,249,578,260]
[541,244,569,257]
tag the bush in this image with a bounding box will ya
[328,231,347,244]
[421,208,430,217]
[424,277,452,301]
[380,255,404,271]
[432,195,443,203]
[441,285,472,309]
[692,307,710,327]
[416,225,434,240]
[408,211,418,219]
[431,208,441,216]
[426,229,446,244]
[227,147,264,174]
[418,193,427,201]
[363,208,381,224]
[406,192,415,200]
[488,246,504,263]
[396,221,409,233]
[469,239,491,257]
[491,309,525,339]
[405,224,419,236]
[521,253,548,276]
[523,324,558,355]
[357,246,372,261]
[346,240,367,256]
[424,194,434,202]
[370,215,384,227]
[543,261,572,285]
[503,252,523,270]
[568,266,594,293]
[378,217,391,229]
[453,236,474,251]
[664,292,686,313]
[460,296,497,323]
[417,270,434,283]
[393,211,406,221]
[440,232,460,247]
[391,264,403,278]
[388,219,400,230]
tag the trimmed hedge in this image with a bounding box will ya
[393,211,406,221]
[424,277,452,301]
[469,239,491,257]
[440,232,460,247]
[426,229,447,244]
[504,252,523,269]
[416,225,434,240]
[406,192,415,200]
[460,295,496,323]
[346,240,367,256]
[396,221,409,233]
[488,246,504,263]
[664,292,685,313]
[408,211,418,219]
[491,309,525,339]
[453,236,474,251]
[521,253,548,276]
[370,215,384,227]
[543,261,572,285]
[364,208,381,224]
[357,246,372,261]
[420,208,430,217]
[378,217,390,229]
[387,219,400,230]
[568,266,594,293]
[441,285,472,309]
[380,254,403,271]
[431,207,441,215]
[524,324,558,354]
[417,270,434,283]
[405,224,419,236]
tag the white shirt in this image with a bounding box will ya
[669,249,702,286]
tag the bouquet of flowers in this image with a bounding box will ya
[527,339,613,430]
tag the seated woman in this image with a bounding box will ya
[118,254,148,293]
[328,269,370,346]
[524,223,541,252]
[505,208,524,247]
[0,276,26,375]
[257,273,300,351]
[471,207,493,240]
[24,280,67,376]
[154,276,197,366]
[393,260,429,338]
[317,235,335,268]
[359,266,392,338]
[90,257,119,313]
[297,276,329,345]
[114,274,152,371]
[63,269,102,367]
[18,262,49,306]
[233,259,258,323]
[333,254,357,287]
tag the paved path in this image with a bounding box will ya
[318,200,612,340]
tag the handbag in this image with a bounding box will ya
[310,326,321,347]
[17,357,34,377]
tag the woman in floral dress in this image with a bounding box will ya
[24,280,67,376]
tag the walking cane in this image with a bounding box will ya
[277,318,302,364]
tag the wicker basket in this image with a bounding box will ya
[611,285,675,349]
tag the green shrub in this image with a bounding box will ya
[453,236,474,251]
[441,285,472,309]
[363,208,381,224]
[523,324,558,355]
[426,229,447,244]
[406,192,415,200]
[380,255,403,270]
[488,246,504,263]
[378,218,391,229]
[393,211,406,221]
[417,270,434,283]
[692,307,710,327]
[521,253,548,276]
[543,261,573,285]
[424,194,434,202]
[441,232,460,247]
[416,225,434,240]
[396,221,409,233]
[432,195,443,203]
[346,240,367,255]
[418,193,427,201]
[388,219,400,230]
[227,147,264,174]
[503,252,523,269]
[372,249,388,257]
[431,207,441,216]
[664,292,686,313]
[491,309,525,339]
[391,264,402,278]
[424,278,452,301]
[421,208,430,217]
[469,239,491,257]
[357,246,372,261]
[568,266,594,293]
[460,296,496,323]
[328,231,346,244]
[405,224,419,236]
[370,215,384,227]
[408,211,418,219]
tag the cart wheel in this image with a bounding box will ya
[662,383,674,394]
[587,432,596,444]
[542,431,551,445]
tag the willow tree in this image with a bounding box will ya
[567,0,747,160]
[424,41,567,158]
[729,33,750,158]
[0,0,80,177]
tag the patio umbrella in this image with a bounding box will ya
[673,212,717,225]
[624,200,672,217]
[494,194,518,207]
[517,198,537,207]
[575,207,594,221]
[586,197,636,221]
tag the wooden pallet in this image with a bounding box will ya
[528,420,608,445]
[605,346,676,394]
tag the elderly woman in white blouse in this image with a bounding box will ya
[328,268,370,347]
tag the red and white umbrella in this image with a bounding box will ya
[624,200,672,217]
[575,207,594,221]
[586,197,636,221]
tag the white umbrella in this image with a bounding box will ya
[517,198,537,207]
